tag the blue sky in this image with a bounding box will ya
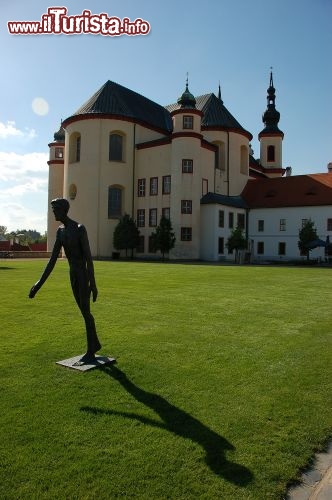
[1,0,331,233]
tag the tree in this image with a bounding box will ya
[0,226,7,236]
[150,216,176,260]
[113,214,140,258]
[298,219,318,260]
[7,229,42,244]
[226,225,247,263]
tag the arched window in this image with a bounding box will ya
[69,132,81,163]
[240,145,248,174]
[267,145,275,162]
[212,141,226,170]
[108,186,123,218]
[109,133,124,161]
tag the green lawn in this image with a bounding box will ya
[0,260,331,499]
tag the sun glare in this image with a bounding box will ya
[32,97,49,116]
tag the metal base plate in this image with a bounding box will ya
[56,354,116,371]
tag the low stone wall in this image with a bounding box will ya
[8,251,52,259]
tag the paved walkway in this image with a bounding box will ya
[287,440,332,500]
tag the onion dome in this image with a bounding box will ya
[177,80,196,109]
[53,123,65,142]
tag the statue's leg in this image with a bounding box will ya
[70,268,101,360]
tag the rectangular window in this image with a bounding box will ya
[162,207,170,219]
[181,227,192,241]
[136,235,144,253]
[229,212,234,229]
[149,208,157,227]
[218,237,224,254]
[258,220,264,232]
[138,178,146,197]
[237,213,245,229]
[280,218,286,231]
[150,177,158,196]
[327,218,332,231]
[182,159,193,173]
[278,242,286,255]
[162,175,171,194]
[181,200,192,214]
[137,209,145,228]
[55,147,63,159]
[183,115,193,129]
[219,210,224,228]
[302,218,308,228]
[257,241,264,255]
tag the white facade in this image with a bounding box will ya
[249,206,331,262]
[47,78,332,262]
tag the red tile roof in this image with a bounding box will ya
[241,173,332,208]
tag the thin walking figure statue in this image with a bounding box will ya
[29,198,102,364]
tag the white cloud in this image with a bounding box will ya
[0,120,36,140]
[0,202,47,233]
[2,178,48,197]
[0,151,49,233]
[0,151,48,181]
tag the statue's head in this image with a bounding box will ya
[51,198,70,221]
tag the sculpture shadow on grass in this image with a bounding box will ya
[81,365,253,486]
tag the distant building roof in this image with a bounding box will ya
[0,241,10,251]
[63,80,173,133]
[201,192,248,209]
[241,173,332,208]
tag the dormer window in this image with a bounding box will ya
[183,115,193,130]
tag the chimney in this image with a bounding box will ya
[327,162,332,173]
[285,166,292,177]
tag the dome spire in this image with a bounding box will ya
[259,68,283,135]
[217,81,223,104]
[177,73,196,109]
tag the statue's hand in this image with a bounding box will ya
[91,284,98,303]
[29,282,40,299]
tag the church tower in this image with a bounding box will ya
[47,123,65,250]
[258,71,284,177]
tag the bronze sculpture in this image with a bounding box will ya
[29,198,101,364]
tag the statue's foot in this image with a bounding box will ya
[73,352,97,366]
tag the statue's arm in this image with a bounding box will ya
[29,236,62,298]
[80,225,98,302]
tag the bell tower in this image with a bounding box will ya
[47,123,65,250]
[258,71,284,177]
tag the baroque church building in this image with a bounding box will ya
[47,73,332,261]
